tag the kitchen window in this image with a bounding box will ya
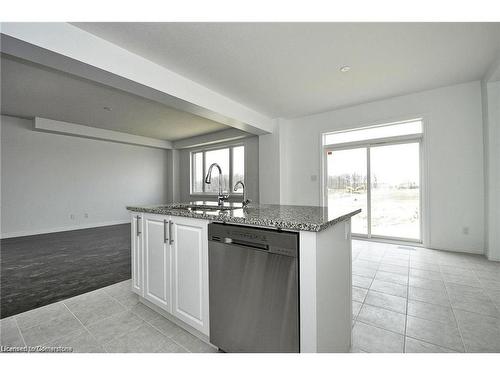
[191,145,245,195]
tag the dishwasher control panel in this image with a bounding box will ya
[208,223,299,258]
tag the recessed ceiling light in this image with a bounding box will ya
[340,66,351,73]
[103,106,112,111]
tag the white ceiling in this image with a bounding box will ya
[0,55,229,140]
[73,22,500,118]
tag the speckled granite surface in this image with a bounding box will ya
[127,202,361,232]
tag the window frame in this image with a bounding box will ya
[323,118,423,148]
[190,143,245,196]
[321,118,426,245]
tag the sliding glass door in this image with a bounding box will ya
[326,148,368,235]
[370,142,420,240]
[325,141,421,242]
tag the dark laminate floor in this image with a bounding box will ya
[0,224,131,319]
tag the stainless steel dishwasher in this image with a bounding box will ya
[208,222,299,353]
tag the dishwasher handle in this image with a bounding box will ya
[222,237,269,251]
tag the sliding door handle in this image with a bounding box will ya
[136,215,141,236]
[169,220,174,245]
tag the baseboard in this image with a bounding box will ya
[0,220,130,239]
[487,254,500,262]
[353,237,485,256]
[427,246,485,256]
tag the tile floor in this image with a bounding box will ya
[0,279,217,353]
[351,240,500,353]
[1,239,499,353]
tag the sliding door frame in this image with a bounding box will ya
[322,134,424,244]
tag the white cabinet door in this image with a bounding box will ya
[143,214,171,311]
[131,213,143,295]
[171,217,209,335]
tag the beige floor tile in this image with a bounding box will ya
[128,302,163,322]
[409,267,442,280]
[149,316,186,338]
[408,286,450,307]
[352,287,368,303]
[364,290,407,314]
[406,316,464,352]
[454,309,500,352]
[352,266,377,278]
[170,329,217,353]
[377,263,409,276]
[0,317,25,346]
[352,301,362,317]
[352,274,373,289]
[405,337,457,353]
[19,312,84,346]
[15,302,73,331]
[407,300,456,325]
[352,321,404,353]
[375,271,408,286]
[64,290,125,326]
[409,276,446,292]
[86,311,143,344]
[104,322,181,353]
[47,328,104,353]
[357,304,406,334]
[370,279,407,298]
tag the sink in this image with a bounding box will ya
[168,201,242,212]
[185,204,236,212]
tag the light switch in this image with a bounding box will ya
[310,174,318,182]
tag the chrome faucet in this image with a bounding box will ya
[234,180,251,207]
[205,163,229,206]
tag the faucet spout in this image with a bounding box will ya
[205,163,228,206]
[233,180,251,207]
[205,163,222,184]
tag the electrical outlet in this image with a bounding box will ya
[462,226,469,235]
[84,213,88,219]
[70,214,75,220]
[310,174,318,182]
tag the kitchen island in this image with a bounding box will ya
[127,202,360,353]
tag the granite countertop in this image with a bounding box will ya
[126,201,361,232]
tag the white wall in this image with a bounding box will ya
[259,121,281,204]
[1,115,170,238]
[166,149,181,203]
[484,81,500,260]
[261,81,485,254]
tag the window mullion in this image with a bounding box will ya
[367,146,372,238]
[229,147,233,193]
[191,152,194,194]
[202,151,206,193]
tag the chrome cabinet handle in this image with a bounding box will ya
[163,219,168,243]
[136,215,141,236]
[169,220,174,245]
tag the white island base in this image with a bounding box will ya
[130,212,352,353]
[299,220,352,352]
